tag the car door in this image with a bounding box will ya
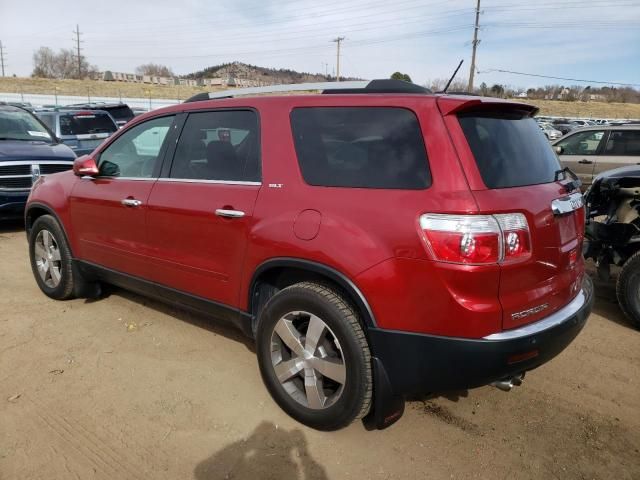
[69,115,176,278]
[594,129,640,173]
[145,109,261,309]
[555,129,606,186]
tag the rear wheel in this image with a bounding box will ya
[29,215,77,300]
[256,282,372,431]
[616,251,640,329]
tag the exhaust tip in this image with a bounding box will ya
[490,374,524,392]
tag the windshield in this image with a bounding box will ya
[60,113,118,135]
[0,109,53,142]
[459,112,561,189]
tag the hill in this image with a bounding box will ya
[184,61,359,83]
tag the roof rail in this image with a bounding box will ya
[184,79,432,103]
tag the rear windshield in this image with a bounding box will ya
[290,107,430,189]
[106,105,134,121]
[458,112,561,189]
[60,113,117,135]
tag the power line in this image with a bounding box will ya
[479,68,640,87]
[468,0,481,91]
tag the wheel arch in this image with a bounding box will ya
[248,258,377,335]
[25,202,74,256]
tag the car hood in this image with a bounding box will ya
[0,140,76,162]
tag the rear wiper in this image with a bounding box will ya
[555,167,582,193]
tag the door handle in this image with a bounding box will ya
[578,159,593,164]
[215,208,245,218]
[121,198,143,207]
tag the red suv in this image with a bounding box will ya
[25,80,593,431]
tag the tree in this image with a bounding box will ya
[391,72,412,83]
[136,63,175,77]
[479,82,488,96]
[490,84,505,98]
[32,46,97,79]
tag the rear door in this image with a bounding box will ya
[554,129,606,186]
[443,101,585,330]
[594,129,640,173]
[145,109,261,308]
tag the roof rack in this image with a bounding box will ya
[184,79,432,103]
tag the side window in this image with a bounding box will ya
[170,110,260,182]
[605,131,640,156]
[556,130,604,155]
[98,115,174,178]
[290,107,430,189]
[37,114,56,132]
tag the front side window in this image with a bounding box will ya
[98,115,174,178]
[290,107,430,189]
[556,130,605,156]
[36,114,56,132]
[170,110,260,182]
[604,130,640,156]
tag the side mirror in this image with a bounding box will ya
[73,155,99,177]
[554,146,564,155]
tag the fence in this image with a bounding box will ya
[0,91,180,110]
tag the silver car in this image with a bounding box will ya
[553,125,640,187]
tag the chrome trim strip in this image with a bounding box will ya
[0,174,32,178]
[0,161,74,167]
[551,192,583,216]
[483,288,587,340]
[156,178,261,186]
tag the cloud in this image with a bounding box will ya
[0,0,638,88]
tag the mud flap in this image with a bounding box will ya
[362,357,405,430]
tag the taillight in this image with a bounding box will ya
[419,213,531,265]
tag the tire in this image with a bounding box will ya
[616,250,640,330]
[29,215,78,300]
[256,282,372,431]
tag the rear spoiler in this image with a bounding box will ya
[436,96,539,117]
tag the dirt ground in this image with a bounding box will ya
[1,220,639,480]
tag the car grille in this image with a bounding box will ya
[0,162,74,190]
[0,164,31,176]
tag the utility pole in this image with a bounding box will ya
[468,0,481,92]
[0,41,6,77]
[332,37,345,82]
[73,24,83,79]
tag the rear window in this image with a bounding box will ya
[60,113,117,135]
[458,112,561,189]
[106,105,134,121]
[290,107,430,189]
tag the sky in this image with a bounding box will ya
[1,0,640,89]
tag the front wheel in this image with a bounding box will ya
[29,215,77,300]
[616,251,640,329]
[256,282,372,431]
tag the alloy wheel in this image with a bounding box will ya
[270,310,346,409]
[34,229,62,288]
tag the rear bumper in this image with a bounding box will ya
[0,190,29,218]
[368,276,594,395]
